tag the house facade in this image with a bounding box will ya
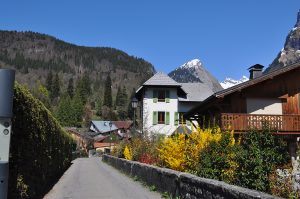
[136,72,216,135]
[185,63,300,159]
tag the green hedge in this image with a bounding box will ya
[8,83,75,199]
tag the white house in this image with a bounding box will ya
[135,72,215,135]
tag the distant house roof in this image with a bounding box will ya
[143,72,181,86]
[90,121,118,134]
[113,121,133,129]
[65,127,94,140]
[94,142,116,148]
[93,134,108,142]
[179,83,214,102]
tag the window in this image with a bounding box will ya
[158,112,165,124]
[153,90,170,103]
[153,111,170,125]
[158,90,166,102]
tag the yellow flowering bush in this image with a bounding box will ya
[185,127,224,171]
[158,133,187,171]
[123,145,133,160]
[157,126,238,177]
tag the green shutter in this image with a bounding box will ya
[166,112,170,125]
[153,111,158,125]
[153,90,158,103]
[165,90,170,103]
[174,112,178,126]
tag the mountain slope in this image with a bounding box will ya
[0,30,155,97]
[265,10,300,73]
[168,59,223,92]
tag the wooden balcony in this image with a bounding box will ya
[220,113,300,134]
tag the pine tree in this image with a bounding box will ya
[72,91,84,127]
[103,74,113,108]
[75,73,91,104]
[115,86,122,107]
[51,73,60,99]
[56,95,73,126]
[67,77,74,98]
[46,70,53,92]
[95,97,102,116]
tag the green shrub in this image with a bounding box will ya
[197,132,240,183]
[234,128,289,192]
[8,83,75,199]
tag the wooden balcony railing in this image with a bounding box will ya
[220,113,300,133]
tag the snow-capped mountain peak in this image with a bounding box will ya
[220,76,249,89]
[179,59,202,69]
[169,58,223,92]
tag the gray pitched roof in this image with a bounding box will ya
[179,83,214,102]
[90,121,118,134]
[143,72,181,86]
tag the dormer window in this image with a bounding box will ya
[153,90,170,103]
[158,90,166,102]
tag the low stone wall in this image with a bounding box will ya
[102,155,281,199]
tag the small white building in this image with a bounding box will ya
[136,72,215,135]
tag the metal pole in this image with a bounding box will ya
[133,108,136,130]
[0,69,15,199]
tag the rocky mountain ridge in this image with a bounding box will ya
[266,10,300,73]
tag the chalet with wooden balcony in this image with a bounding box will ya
[185,63,300,135]
[185,62,300,158]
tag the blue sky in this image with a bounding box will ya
[1,1,300,81]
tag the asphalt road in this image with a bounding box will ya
[44,157,162,199]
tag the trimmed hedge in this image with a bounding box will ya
[8,83,75,199]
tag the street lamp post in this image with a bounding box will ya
[0,69,15,199]
[131,97,138,132]
[109,121,112,153]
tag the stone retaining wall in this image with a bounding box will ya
[102,155,281,199]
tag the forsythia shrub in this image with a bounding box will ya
[124,145,133,160]
[158,133,187,171]
[111,139,127,158]
[158,127,236,173]
[185,127,224,171]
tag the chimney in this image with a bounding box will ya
[248,64,264,80]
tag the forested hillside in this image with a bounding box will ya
[0,30,155,125]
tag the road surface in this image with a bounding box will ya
[44,157,162,199]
